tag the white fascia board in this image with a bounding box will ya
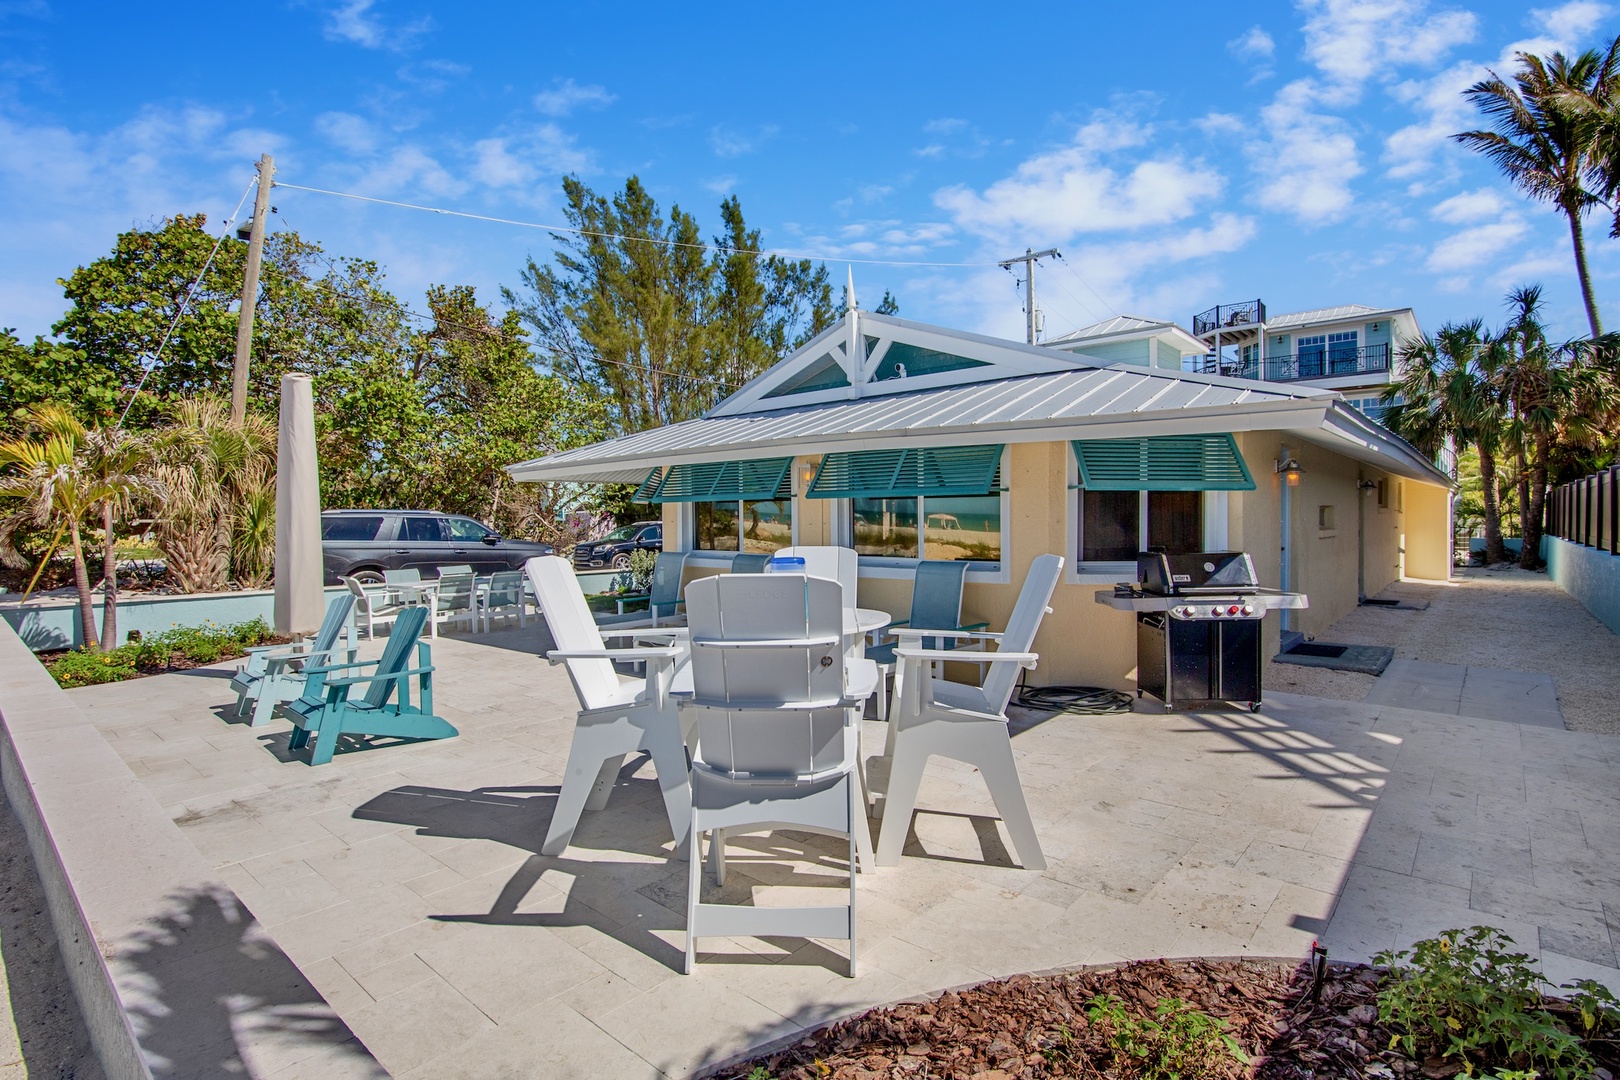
[1286,401,1450,486]
[707,315,853,416]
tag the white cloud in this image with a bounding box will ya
[934,120,1223,240]
[322,0,431,52]
[1252,81,1363,223]
[702,175,738,195]
[315,111,378,155]
[532,78,616,118]
[470,138,531,188]
[1228,26,1276,58]
[709,125,778,158]
[923,118,969,135]
[1299,0,1477,104]
[1533,1,1609,41]
[1430,188,1509,223]
[1425,214,1529,272]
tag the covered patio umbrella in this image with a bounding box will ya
[274,373,324,636]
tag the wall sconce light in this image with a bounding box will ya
[1276,454,1305,487]
[797,461,818,492]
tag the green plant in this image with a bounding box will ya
[1085,993,1248,1079]
[45,617,277,688]
[628,547,657,591]
[742,1067,773,1080]
[1376,926,1593,1078]
[48,647,139,686]
[1562,977,1620,1039]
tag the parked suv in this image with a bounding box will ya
[571,521,663,570]
[320,510,554,583]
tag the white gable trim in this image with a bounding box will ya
[708,310,1093,418]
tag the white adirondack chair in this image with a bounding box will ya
[874,553,1063,870]
[526,556,693,858]
[775,546,859,617]
[680,572,872,976]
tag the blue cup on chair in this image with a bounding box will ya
[767,556,806,574]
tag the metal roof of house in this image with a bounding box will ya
[1266,304,1413,330]
[507,310,1449,487]
[1046,315,1172,341]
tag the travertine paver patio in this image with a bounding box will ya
[68,624,1620,1079]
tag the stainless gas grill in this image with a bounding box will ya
[1093,552,1308,712]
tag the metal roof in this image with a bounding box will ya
[1046,315,1172,341]
[1266,304,1412,330]
[507,311,1449,488]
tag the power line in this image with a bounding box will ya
[1055,253,1119,319]
[116,178,258,428]
[272,180,1004,269]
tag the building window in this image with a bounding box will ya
[1080,490,1205,563]
[694,498,793,553]
[851,493,1002,563]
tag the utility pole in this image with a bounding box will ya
[231,154,275,425]
[998,247,1059,344]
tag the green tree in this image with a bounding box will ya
[0,329,123,432]
[81,422,160,646]
[0,406,114,647]
[1386,321,1511,564]
[508,176,838,432]
[1455,45,1619,337]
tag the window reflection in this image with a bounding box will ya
[742,499,792,553]
[695,502,739,551]
[922,494,1001,562]
[852,497,919,557]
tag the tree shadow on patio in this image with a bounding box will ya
[114,883,383,1078]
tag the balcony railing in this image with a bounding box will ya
[1192,299,1266,337]
[1183,343,1392,382]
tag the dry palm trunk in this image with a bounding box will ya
[159,519,227,592]
[1479,446,1508,565]
[100,502,118,650]
[67,519,98,650]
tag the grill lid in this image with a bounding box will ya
[1137,551,1259,595]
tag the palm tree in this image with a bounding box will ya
[1455,44,1619,337]
[0,407,104,647]
[1385,321,1510,563]
[81,424,160,647]
[151,398,275,593]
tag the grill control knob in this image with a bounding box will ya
[1227,605,1241,615]
[1210,607,1221,617]
[1242,605,1255,616]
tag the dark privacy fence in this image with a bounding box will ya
[1548,466,1620,554]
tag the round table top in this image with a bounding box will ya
[850,607,891,635]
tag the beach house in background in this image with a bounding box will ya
[1183,300,1422,423]
[507,308,1451,693]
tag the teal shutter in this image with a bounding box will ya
[1072,434,1255,491]
[808,444,1003,499]
[649,457,794,502]
[633,468,663,501]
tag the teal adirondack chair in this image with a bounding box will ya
[230,594,357,728]
[277,606,457,765]
[866,560,989,721]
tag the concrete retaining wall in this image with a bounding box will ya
[2,570,624,652]
[1547,536,1620,635]
[0,620,388,1078]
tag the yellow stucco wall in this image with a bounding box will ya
[655,435,1451,690]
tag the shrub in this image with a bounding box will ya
[1085,993,1248,1079]
[628,547,657,591]
[1376,926,1592,1079]
[46,617,279,688]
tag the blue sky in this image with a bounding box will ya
[0,0,1615,348]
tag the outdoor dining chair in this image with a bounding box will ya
[612,550,688,626]
[479,569,529,632]
[526,556,694,858]
[680,572,871,976]
[278,605,457,766]
[874,553,1063,870]
[344,576,402,640]
[433,572,478,634]
[729,553,771,573]
[231,592,357,727]
[865,560,989,721]
[383,568,423,608]
[436,564,475,578]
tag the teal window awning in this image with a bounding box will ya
[633,468,663,501]
[649,457,794,502]
[1072,434,1255,492]
[808,444,1003,499]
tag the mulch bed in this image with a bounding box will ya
[718,958,1620,1079]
